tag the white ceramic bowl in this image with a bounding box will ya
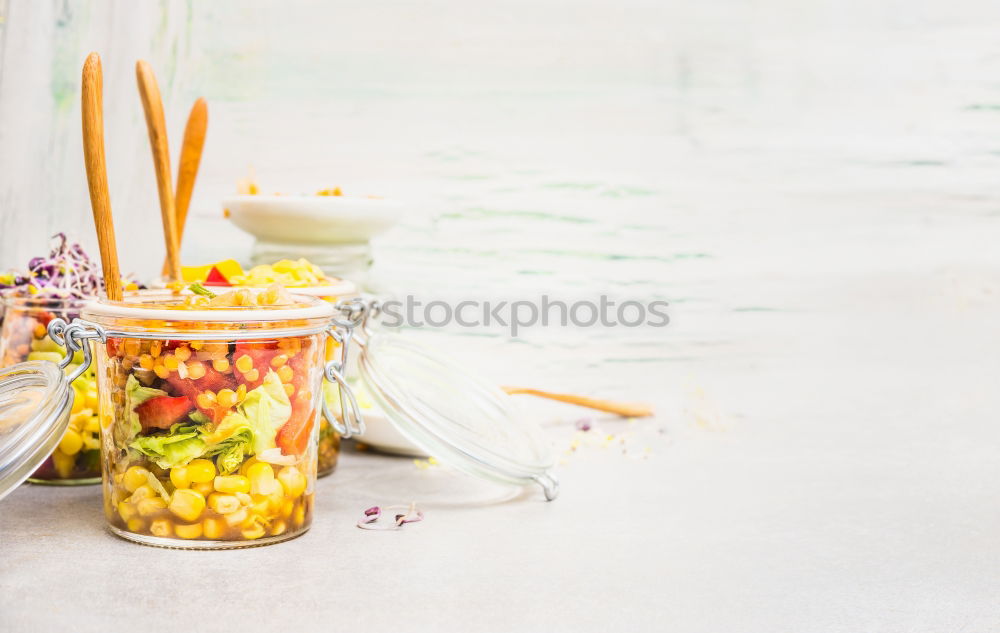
[223,195,402,245]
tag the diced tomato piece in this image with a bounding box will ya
[286,352,311,396]
[196,365,237,393]
[204,266,232,287]
[106,338,120,357]
[275,390,314,456]
[135,395,193,431]
[165,366,237,419]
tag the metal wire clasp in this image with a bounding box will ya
[47,318,107,382]
[319,299,370,438]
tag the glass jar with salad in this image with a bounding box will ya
[181,258,359,477]
[0,234,115,484]
[51,285,361,548]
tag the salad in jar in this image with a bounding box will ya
[0,234,135,484]
[91,285,332,547]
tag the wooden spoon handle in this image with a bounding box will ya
[81,53,122,302]
[502,387,654,418]
[174,98,207,246]
[162,97,207,276]
[135,60,181,281]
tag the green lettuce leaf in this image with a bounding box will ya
[188,410,212,425]
[129,423,206,469]
[236,370,291,454]
[201,413,254,474]
[128,371,293,473]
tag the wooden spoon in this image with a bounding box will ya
[135,60,181,281]
[81,53,122,302]
[161,97,208,276]
[502,386,654,418]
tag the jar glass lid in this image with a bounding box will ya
[0,360,74,501]
[357,332,559,500]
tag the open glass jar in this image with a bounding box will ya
[0,295,101,484]
[44,291,362,548]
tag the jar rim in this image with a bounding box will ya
[81,291,335,323]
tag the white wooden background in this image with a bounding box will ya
[3,1,1000,631]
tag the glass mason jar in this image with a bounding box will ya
[60,291,360,548]
[0,295,101,484]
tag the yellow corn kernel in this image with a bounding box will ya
[246,462,275,492]
[208,493,241,515]
[202,517,226,539]
[137,497,167,517]
[123,465,151,492]
[138,354,154,370]
[241,521,266,540]
[58,429,83,455]
[82,434,100,451]
[126,518,146,533]
[283,383,295,397]
[84,415,100,434]
[280,499,295,519]
[174,346,192,362]
[187,361,206,380]
[212,358,230,373]
[149,340,162,358]
[175,522,203,539]
[235,492,253,506]
[244,368,260,383]
[195,391,216,410]
[236,383,247,401]
[186,459,217,483]
[216,388,237,409]
[277,365,294,384]
[150,518,173,538]
[129,484,156,503]
[235,354,254,374]
[190,340,204,351]
[277,466,307,498]
[123,338,141,357]
[33,322,47,339]
[250,495,272,518]
[153,364,170,380]
[238,457,260,476]
[85,389,99,410]
[214,474,250,494]
[163,355,179,370]
[270,520,287,536]
[224,507,249,527]
[71,392,85,414]
[169,467,190,489]
[118,501,138,522]
[204,341,227,356]
[270,354,288,368]
[256,287,278,306]
[169,489,206,522]
[292,502,306,526]
[192,481,214,497]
